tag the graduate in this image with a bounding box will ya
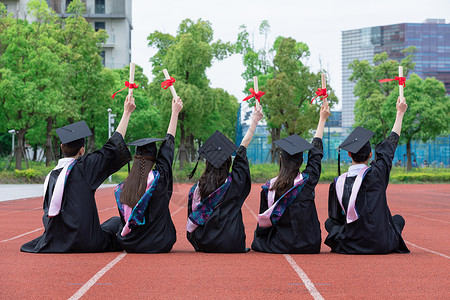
[324,96,410,254]
[251,101,330,254]
[186,102,264,253]
[114,97,183,253]
[21,94,136,253]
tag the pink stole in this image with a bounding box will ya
[257,173,303,228]
[121,171,155,236]
[43,158,76,217]
[335,165,370,223]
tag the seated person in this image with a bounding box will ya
[186,102,263,253]
[21,94,135,253]
[324,97,409,254]
[114,97,183,253]
[251,101,330,254]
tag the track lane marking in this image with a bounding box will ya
[0,228,43,243]
[68,252,127,300]
[405,241,449,259]
[68,203,185,299]
[402,213,450,224]
[243,201,325,300]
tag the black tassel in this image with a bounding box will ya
[188,159,199,179]
[127,162,130,173]
[338,148,341,176]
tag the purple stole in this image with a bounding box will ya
[335,166,370,223]
[186,175,232,233]
[257,173,309,228]
[115,170,160,236]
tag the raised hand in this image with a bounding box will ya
[172,96,183,115]
[396,96,408,115]
[252,101,264,124]
[124,94,136,115]
[320,100,330,121]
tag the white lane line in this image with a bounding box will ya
[405,241,450,259]
[68,203,185,299]
[0,207,42,216]
[284,254,325,300]
[98,206,116,213]
[403,213,450,224]
[244,201,324,300]
[0,228,43,243]
[68,252,127,300]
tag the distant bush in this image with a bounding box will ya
[13,168,43,182]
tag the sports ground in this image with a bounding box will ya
[0,183,449,299]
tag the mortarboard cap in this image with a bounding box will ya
[337,126,375,176]
[56,121,92,144]
[339,126,374,154]
[128,138,164,157]
[273,135,313,156]
[198,131,238,169]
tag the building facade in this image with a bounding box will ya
[342,19,450,129]
[2,0,132,69]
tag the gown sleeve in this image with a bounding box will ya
[328,181,345,225]
[371,132,399,187]
[303,137,324,186]
[230,145,251,192]
[153,134,175,188]
[80,131,131,190]
[254,189,271,237]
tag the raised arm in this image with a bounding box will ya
[391,96,408,136]
[240,101,264,149]
[314,100,331,139]
[167,97,183,137]
[115,93,136,138]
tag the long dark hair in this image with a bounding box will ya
[270,152,303,199]
[198,157,232,200]
[120,155,155,208]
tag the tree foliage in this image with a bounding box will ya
[350,48,450,170]
[236,21,338,162]
[147,18,238,169]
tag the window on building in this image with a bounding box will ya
[95,0,105,14]
[95,22,105,32]
[100,51,105,67]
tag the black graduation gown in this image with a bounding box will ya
[324,132,409,254]
[251,138,323,254]
[21,132,131,253]
[187,146,251,253]
[116,134,176,253]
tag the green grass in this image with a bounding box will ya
[1,156,449,184]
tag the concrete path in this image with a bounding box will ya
[0,184,117,202]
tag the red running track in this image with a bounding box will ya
[0,184,449,299]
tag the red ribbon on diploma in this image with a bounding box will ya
[379,76,406,87]
[111,81,139,99]
[161,77,176,89]
[311,88,328,104]
[243,87,265,103]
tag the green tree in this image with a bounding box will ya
[0,1,64,169]
[382,74,450,170]
[236,22,338,162]
[349,49,415,143]
[147,19,237,169]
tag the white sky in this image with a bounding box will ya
[131,0,450,110]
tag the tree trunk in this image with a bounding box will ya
[269,128,281,163]
[188,134,196,162]
[178,113,189,170]
[87,126,96,154]
[15,129,26,170]
[406,140,412,172]
[45,117,54,166]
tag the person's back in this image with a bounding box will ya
[186,103,263,253]
[115,97,183,253]
[251,101,330,254]
[324,97,409,254]
[21,96,135,253]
